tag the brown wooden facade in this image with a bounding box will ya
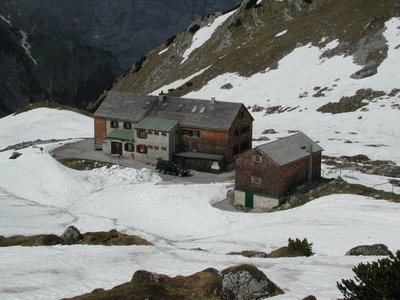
[94,117,106,149]
[235,147,322,199]
[178,105,253,163]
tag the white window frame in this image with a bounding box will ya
[253,155,262,164]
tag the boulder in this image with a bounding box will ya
[262,128,277,134]
[221,264,283,299]
[61,226,83,244]
[66,264,284,300]
[345,244,390,256]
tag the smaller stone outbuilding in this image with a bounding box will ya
[235,132,323,209]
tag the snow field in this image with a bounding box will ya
[0,16,400,298]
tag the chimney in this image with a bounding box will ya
[158,91,166,102]
[211,97,216,105]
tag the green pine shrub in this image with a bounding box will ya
[337,251,400,300]
[288,238,314,257]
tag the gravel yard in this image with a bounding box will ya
[52,138,235,185]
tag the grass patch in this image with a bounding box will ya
[58,158,115,171]
[317,89,386,114]
[280,177,400,210]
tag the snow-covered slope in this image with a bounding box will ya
[0,106,399,299]
[0,108,93,150]
[1,0,400,297]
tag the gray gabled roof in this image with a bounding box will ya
[94,91,249,132]
[257,132,323,166]
[135,117,179,132]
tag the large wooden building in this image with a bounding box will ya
[235,132,323,209]
[94,91,253,172]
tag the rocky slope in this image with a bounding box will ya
[105,0,400,101]
[0,0,241,117]
[66,264,284,300]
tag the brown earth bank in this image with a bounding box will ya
[0,229,152,247]
[64,264,284,300]
[226,246,309,259]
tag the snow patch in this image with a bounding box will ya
[0,14,11,26]
[158,47,169,55]
[151,65,211,95]
[275,30,288,37]
[92,165,162,184]
[181,9,236,64]
[19,30,37,65]
[0,108,93,150]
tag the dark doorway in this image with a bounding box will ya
[111,141,122,155]
[245,191,254,208]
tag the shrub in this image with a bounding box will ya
[337,251,400,299]
[288,238,314,257]
[189,24,200,35]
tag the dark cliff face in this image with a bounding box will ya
[0,20,43,115]
[0,0,241,117]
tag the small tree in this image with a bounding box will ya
[288,238,314,257]
[337,250,400,299]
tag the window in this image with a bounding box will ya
[181,130,200,137]
[161,132,167,136]
[239,111,244,119]
[143,101,151,109]
[123,122,132,129]
[161,146,166,151]
[137,130,147,139]
[240,126,248,134]
[176,104,183,112]
[199,106,206,113]
[233,129,239,137]
[124,143,134,152]
[191,105,198,113]
[241,140,250,152]
[232,145,239,156]
[148,145,153,149]
[154,146,159,150]
[154,131,159,135]
[148,131,153,135]
[253,155,262,164]
[136,144,148,153]
[110,120,119,128]
[252,176,262,185]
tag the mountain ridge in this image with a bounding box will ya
[104,0,399,101]
[0,0,241,117]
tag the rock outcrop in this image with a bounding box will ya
[0,0,241,116]
[346,244,390,256]
[65,264,283,300]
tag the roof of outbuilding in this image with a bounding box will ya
[106,129,135,141]
[257,132,323,166]
[94,91,250,131]
[135,117,179,132]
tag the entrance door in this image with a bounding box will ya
[245,191,254,208]
[111,141,122,155]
